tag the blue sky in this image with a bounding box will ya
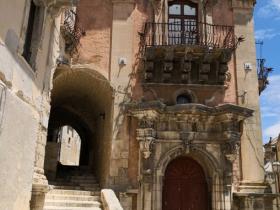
[254,0,280,142]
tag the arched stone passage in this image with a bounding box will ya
[44,68,113,186]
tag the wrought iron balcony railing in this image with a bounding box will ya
[143,22,235,49]
[257,58,273,95]
[61,9,85,56]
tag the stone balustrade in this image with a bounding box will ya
[101,189,124,210]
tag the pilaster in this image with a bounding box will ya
[232,0,267,191]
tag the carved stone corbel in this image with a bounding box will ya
[138,137,155,159]
[138,117,155,129]
[222,141,240,162]
[137,117,156,159]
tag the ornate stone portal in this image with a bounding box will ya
[129,101,253,210]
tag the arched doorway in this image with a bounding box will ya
[163,156,209,210]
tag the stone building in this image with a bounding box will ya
[0,0,276,210]
[264,136,280,210]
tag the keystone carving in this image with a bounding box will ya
[180,132,195,153]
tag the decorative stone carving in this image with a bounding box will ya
[163,62,173,73]
[145,72,153,81]
[183,61,191,73]
[225,72,232,87]
[145,61,154,72]
[199,63,211,82]
[138,117,155,129]
[143,47,234,85]
[145,61,154,81]
[136,128,155,159]
[222,141,240,161]
[218,63,229,83]
[180,131,195,153]
[137,117,156,159]
[138,137,155,159]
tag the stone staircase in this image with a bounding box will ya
[43,170,103,210]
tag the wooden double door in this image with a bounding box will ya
[163,156,209,210]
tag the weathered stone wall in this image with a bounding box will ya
[0,1,66,209]
[44,142,59,180]
[232,0,265,189]
[0,86,38,210]
[75,0,113,78]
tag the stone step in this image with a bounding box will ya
[44,200,101,208]
[44,207,102,210]
[52,186,100,191]
[49,182,98,187]
[71,180,97,184]
[46,194,100,202]
[71,176,97,180]
[49,189,101,196]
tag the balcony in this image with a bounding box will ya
[144,22,235,49]
[141,22,236,85]
[61,9,85,56]
[257,58,273,95]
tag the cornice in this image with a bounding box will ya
[111,0,135,4]
[128,101,254,120]
[231,0,256,9]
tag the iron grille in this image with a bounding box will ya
[143,22,235,49]
[257,58,273,95]
[61,9,85,56]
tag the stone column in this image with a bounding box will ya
[136,117,156,210]
[232,0,266,191]
[108,0,135,188]
[30,131,49,209]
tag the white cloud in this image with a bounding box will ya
[258,0,280,19]
[264,121,280,138]
[255,29,280,40]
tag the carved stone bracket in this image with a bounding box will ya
[137,136,156,159]
[138,117,156,129]
[222,140,241,162]
[143,46,234,85]
[137,117,157,159]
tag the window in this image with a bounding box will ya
[168,0,198,45]
[22,1,37,63]
[176,94,192,104]
[22,1,44,69]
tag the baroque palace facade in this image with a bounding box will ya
[0,0,276,210]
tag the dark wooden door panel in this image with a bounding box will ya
[163,179,181,210]
[163,157,209,210]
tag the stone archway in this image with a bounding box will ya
[44,67,113,186]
